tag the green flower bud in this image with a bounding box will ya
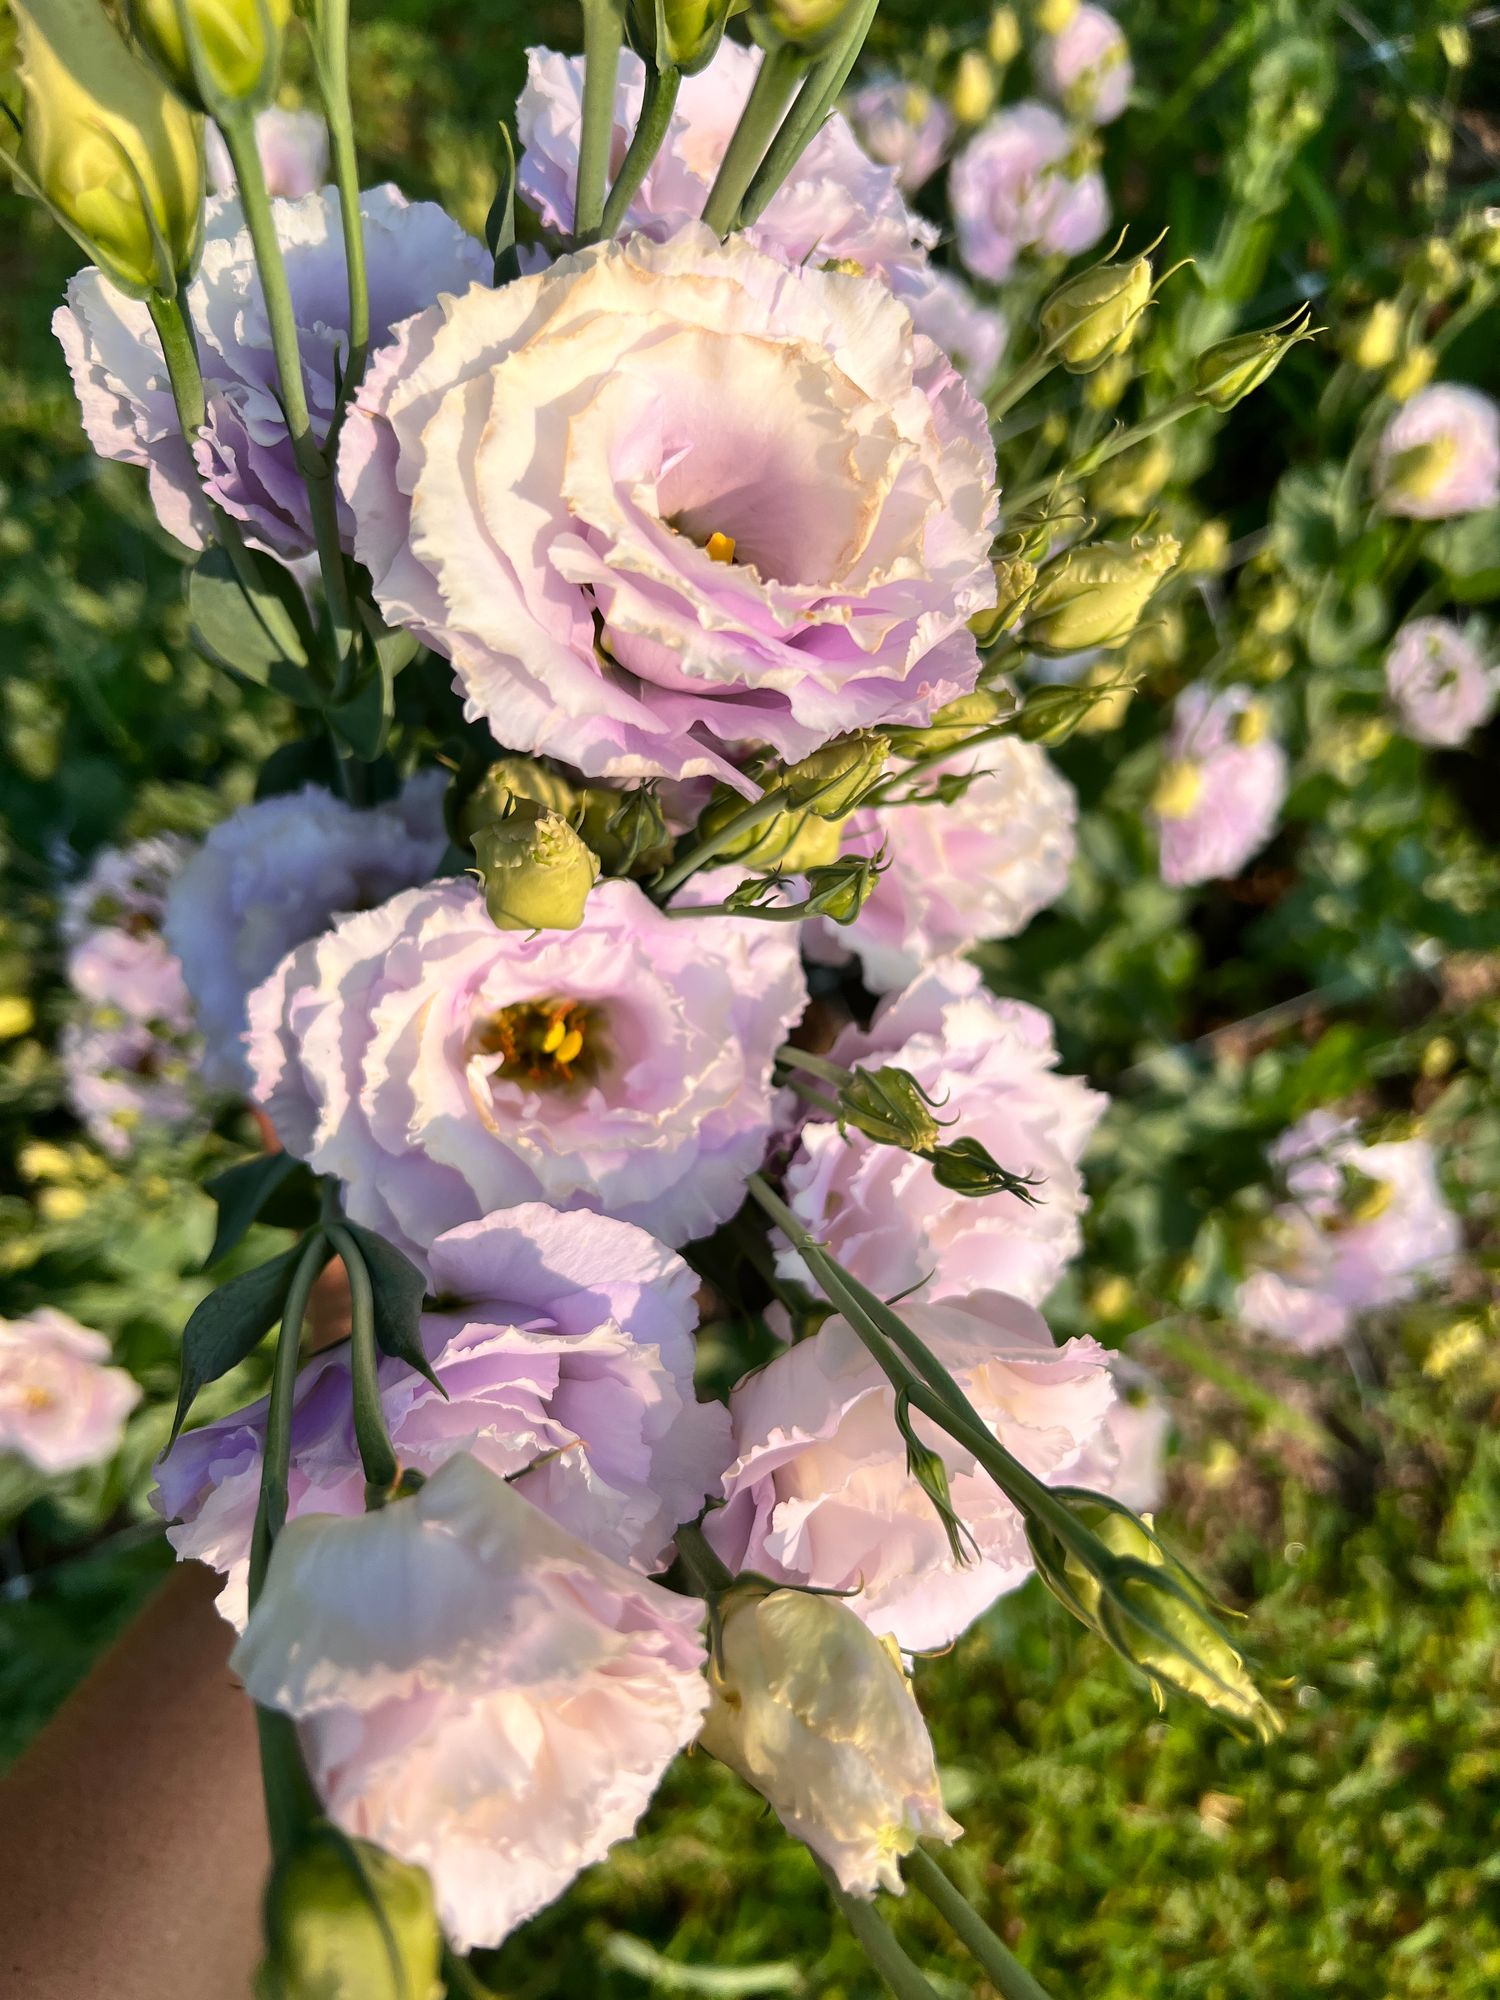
[1457,206,1500,272]
[969,551,1038,646]
[1040,249,1154,374]
[987,5,1021,65]
[798,852,884,923]
[697,786,844,873]
[12,0,204,297]
[1029,1496,1281,1741]
[256,1825,443,2000]
[472,798,600,932]
[454,756,580,845]
[884,686,1016,759]
[1024,532,1179,656]
[751,0,857,53]
[928,1134,1041,1200]
[1386,345,1435,403]
[838,1064,947,1152]
[1178,518,1228,575]
[1193,305,1317,412]
[577,784,673,878]
[1088,435,1174,520]
[896,1393,975,1566]
[779,731,890,817]
[129,0,290,112]
[631,0,736,74]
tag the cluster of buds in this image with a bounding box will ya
[695,732,890,873]
[470,794,601,933]
[1024,530,1180,656]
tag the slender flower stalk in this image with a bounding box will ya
[652,786,790,899]
[1002,391,1201,517]
[146,282,205,433]
[701,44,806,237]
[596,64,682,241]
[309,0,371,420]
[904,1850,1056,2000]
[575,0,626,240]
[326,1221,400,1493]
[737,0,880,226]
[813,1856,943,2000]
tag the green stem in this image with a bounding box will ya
[147,285,206,435]
[652,787,787,899]
[675,1519,734,1595]
[575,0,626,240]
[1003,391,1201,517]
[904,1850,1055,2000]
[701,44,806,237]
[218,106,356,681]
[247,1227,333,1608]
[328,1222,399,1492]
[596,64,681,242]
[813,1856,943,2000]
[313,0,371,419]
[775,1046,852,1087]
[987,343,1062,423]
[737,0,880,226]
[783,1076,845,1120]
[864,715,1021,807]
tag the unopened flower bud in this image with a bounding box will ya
[698,786,844,873]
[1029,1496,1280,1740]
[1040,249,1155,373]
[1074,659,1135,733]
[1347,299,1401,372]
[130,0,290,111]
[1089,435,1174,520]
[1024,532,1179,655]
[780,732,889,816]
[631,0,735,72]
[885,686,1015,758]
[752,0,858,53]
[929,1134,1041,1199]
[987,4,1021,66]
[455,756,580,844]
[1193,305,1316,412]
[1404,236,1461,302]
[1179,518,1229,574]
[1083,352,1133,411]
[950,48,996,126]
[1386,345,1435,403]
[1457,206,1500,271]
[1035,0,1078,30]
[256,1825,443,2000]
[839,1064,946,1152]
[577,784,672,877]
[799,853,884,923]
[969,551,1038,647]
[698,1585,960,1895]
[12,0,204,297]
[472,798,599,931]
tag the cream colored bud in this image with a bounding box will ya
[1386,346,1436,403]
[1024,532,1179,655]
[130,0,290,111]
[1347,299,1401,372]
[1040,251,1155,374]
[472,800,599,931]
[1089,435,1174,520]
[987,4,1021,65]
[950,48,996,126]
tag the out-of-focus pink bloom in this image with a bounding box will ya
[1034,3,1133,125]
[232,1453,709,1950]
[60,1015,201,1157]
[0,1308,140,1473]
[1375,383,1500,519]
[205,106,330,199]
[846,76,954,191]
[1237,1110,1464,1352]
[806,736,1075,993]
[777,958,1106,1309]
[1384,617,1496,747]
[705,1292,1119,1650]
[1152,683,1288,888]
[905,266,1008,392]
[949,102,1109,284]
[246,874,806,1265]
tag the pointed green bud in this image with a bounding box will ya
[884,687,1016,760]
[1029,1495,1281,1742]
[1040,248,1155,373]
[454,756,580,845]
[577,784,673,878]
[631,0,736,72]
[1023,532,1179,656]
[1193,305,1317,412]
[697,785,845,873]
[129,0,290,112]
[256,1825,443,2000]
[1017,675,1127,745]
[969,551,1039,646]
[798,852,885,923]
[838,1064,948,1152]
[779,731,890,817]
[472,797,599,932]
[11,0,204,297]
[896,1392,976,1567]
[929,1135,1042,1200]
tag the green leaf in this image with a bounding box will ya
[170,1244,312,1446]
[202,1151,316,1269]
[187,544,321,705]
[1423,508,1500,603]
[357,598,422,681]
[484,121,520,285]
[329,655,394,761]
[340,1223,444,1393]
[1305,577,1388,667]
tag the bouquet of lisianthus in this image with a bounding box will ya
[2,0,1326,1989]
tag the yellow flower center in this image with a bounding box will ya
[704,531,737,565]
[472,999,602,1087]
[1152,759,1204,819]
[1232,701,1268,747]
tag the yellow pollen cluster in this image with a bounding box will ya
[705,531,737,565]
[473,999,597,1085]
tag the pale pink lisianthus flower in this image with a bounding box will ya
[0,1309,140,1474]
[339,226,996,790]
[1374,383,1500,519]
[1153,683,1288,888]
[949,102,1110,284]
[1034,2,1134,125]
[1383,617,1496,748]
[1237,1111,1463,1354]
[246,873,807,1265]
[705,1292,1119,1650]
[155,1202,728,1625]
[845,75,954,191]
[232,1453,709,1950]
[55,186,489,558]
[205,106,330,199]
[805,735,1076,993]
[777,958,1107,1309]
[905,266,1008,393]
[518,44,935,292]
[164,774,447,1091]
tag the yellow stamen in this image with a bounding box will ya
[1152,759,1204,820]
[705,531,737,565]
[540,1017,567,1054]
[555,1026,585,1067]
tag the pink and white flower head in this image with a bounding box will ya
[705,1292,1119,1651]
[61,1014,202,1157]
[247,873,807,1265]
[155,1202,728,1625]
[1384,617,1497,748]
[0,1309,140,1474]
[205,106,330,199]
[845,75,954,191]
[1237,1110,1463,1354]
[339,225,997,790]
[949,102,1110,284]
[1374,383,1500,520]
[63,835,193,1027]
[232,1453,709,1950]
[55,185,489,558]
[777,959,1107,1309]
[1153,683,1288,888]
[164,774,447,1092]
[905,266,1008,393]
[1034,3,1134,126]
[806,736,1076,993]
[518,44,936,292]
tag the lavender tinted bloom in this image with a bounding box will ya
[204,106,330,199]
[1374,384,1500,519]
[1384,617,1497,748]
[54,186,489,557]
[1034,3,1133,126]
[1238,1111,1463,1353]
[164,775,447,1091]
[0,1308,140,1474]
[949,102,1110,284]
[846,75,954,191]
[61,1015,201,1158]
[1153,683,1288,888]
[246,874,807,1265]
